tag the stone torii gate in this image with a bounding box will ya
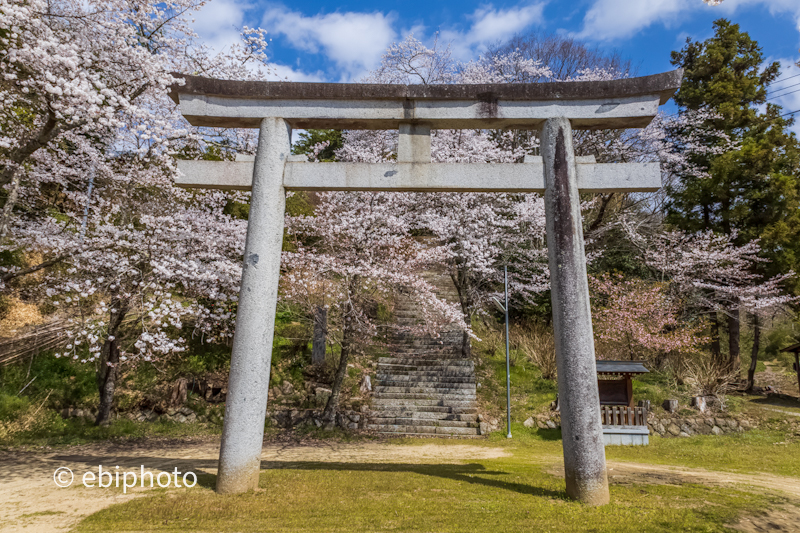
[169,70,681,505]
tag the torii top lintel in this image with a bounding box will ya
[169,70,682,131]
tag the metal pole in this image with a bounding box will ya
[504,265,512,439]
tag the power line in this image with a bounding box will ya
[768,72,800,87]
[767,87,800,101]
[768,81,800,98]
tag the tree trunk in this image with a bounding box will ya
[322,316,352,425]
[0,169,21,238]
[95,299,129,426]
[727,304,741,378]
[449,270,472,359]
[311,306,327,366]
[322,277,358,425]
[710,312,722,366]
[745,313,760,392]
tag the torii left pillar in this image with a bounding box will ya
[216,118,290,494]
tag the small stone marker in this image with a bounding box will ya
[663,399,679,413]
[691,396,707,413]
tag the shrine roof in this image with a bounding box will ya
[595,360,649,375]
[781,342,800,353]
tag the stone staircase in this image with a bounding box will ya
[365,271,480,437]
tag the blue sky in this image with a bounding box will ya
[190,0,800,130]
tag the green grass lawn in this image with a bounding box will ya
[73,429,798,533]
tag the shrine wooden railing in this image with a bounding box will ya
[600,405,647,426]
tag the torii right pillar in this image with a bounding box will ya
[542,117,609,505]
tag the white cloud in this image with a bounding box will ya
[575,0,691,42]
[261,7,398,80]
[575,0,800,43]
[439,3,547,60]
[192,0,248,54]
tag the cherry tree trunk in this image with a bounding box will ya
[322,316,352,425]
[746,314,760,392]
[449,271,472,359]
[710,312,722,366]
[727,305,741,377]
[312,306,327,366]
[95,299,129,426]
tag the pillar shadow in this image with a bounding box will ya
[256,460,565,498]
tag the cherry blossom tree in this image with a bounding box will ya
[336,36,552,357]
[590,273,707,365]
[0,0,279,424]
[622,219,797,379]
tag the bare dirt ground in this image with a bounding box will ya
[0,437,510,532]
[0,437,797,532]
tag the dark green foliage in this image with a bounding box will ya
[291,130,343,161]
[587,226,652,280]
[0,353,97,412]
[667,19,800,293]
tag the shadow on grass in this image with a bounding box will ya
[534,429,562,441]
[750,397,800,410]
[257,460,566,499]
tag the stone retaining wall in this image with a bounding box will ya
[268,408,366,430]
[648,415,752,437]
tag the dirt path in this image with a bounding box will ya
[0,438,797,532]
[607,462,800,533]
[0,438,509,532]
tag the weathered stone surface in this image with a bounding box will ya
[170,71,682,130]
[666,423,681,436]
[679,432,691,438]
[524,417,536,428]
[711,426,723,435]
[691,396,707,413]
[216,118,290,495]
[542,117,608,506]
[662,399,678,413]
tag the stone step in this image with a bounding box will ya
[366,410,478,421]
[378,358,473,366]
[371,398,476,408]
[374,392,476,401]
[368,418,479,428]
[368,404,477,415]
[365,424,480,436]
[376,373,475,382]
[377,365,472,373]
[377,366,472,375]
[374,386,476,396]
[387,348,463,354]
[375,380,476,390]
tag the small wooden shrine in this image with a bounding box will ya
[780,342,800,398]
[595,360,649,446]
